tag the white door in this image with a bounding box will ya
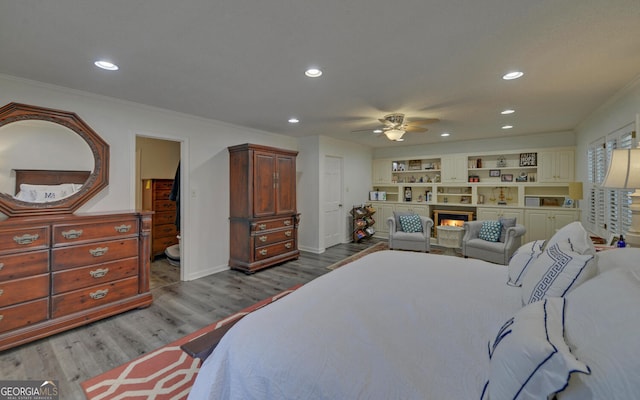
[323,155,343,248]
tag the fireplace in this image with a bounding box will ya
[432,210,474,236]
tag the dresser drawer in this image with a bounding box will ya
[154,211,176,226]
[0,298,49,334]
[0,226,49,255]
[155,188,172,200]
[52,238,139,271]
[154,181,174,191]
[52,276,139,318]
[251,217,295,232]
[253,228,294,247]
[52,217,139,245]
[254,240,295,261]
[152,236,179,255]
[0,274,49,307]
[154,200,176,212]
[153,223,178,238]
[0,250,49,281]
[52,257,139,294]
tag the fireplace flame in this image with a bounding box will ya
[441,219,464,227]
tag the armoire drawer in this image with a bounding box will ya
[0,226,50,255]
[0,298,49,334]
[252,229,294,247]
[153,211,176,226]
[154,181,174,191]
[52,238,139,271]
[154,200,176,212]
[152,236,179,255]
[0,274,49,307]
[251,217,295,232]
[52,217,139,245]
[153,224,178,238]
[254,240,295,261]
[52,257,139,294]
[51,276,139,318]
[0,250,49,281]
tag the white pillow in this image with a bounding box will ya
[558,263,640,400]
[507,240,545,287]
[482,297,590,400]
[13,190,35,202]
[19,183,75,203]
[545,221,595,256]
[522,240,596,305]
[595,247,640,274]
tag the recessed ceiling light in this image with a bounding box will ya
[502,71,523,80]
[502,125,513,129]
[373,129,383,133]
[288,118,299,124]
[304,68,322,78]
[94,60,119,71]
[441,132,450,137]
[501,109,515,115]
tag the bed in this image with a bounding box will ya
[189,222,640,400]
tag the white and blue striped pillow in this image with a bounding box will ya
[507,240,545,287]
[481,297,590,400]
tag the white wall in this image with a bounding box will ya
[0,74,297,280]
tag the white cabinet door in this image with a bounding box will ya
[477,208,524,223]
[372,159,392,184]
[371,203,394,236]
[524,209,579,242]
[441,155,467,183]
[539,150,574,182]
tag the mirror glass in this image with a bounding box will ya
[0,120,94,199]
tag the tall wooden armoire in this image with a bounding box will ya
[228,143,300,273]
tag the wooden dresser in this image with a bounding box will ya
[142,179,179,259]
[228,144,300,273]
[0,211,153,351]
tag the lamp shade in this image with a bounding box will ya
[568,182,583,200]
[384,128,405,141]
[602,148,640,189]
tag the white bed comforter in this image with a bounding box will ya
[189,250,522,400]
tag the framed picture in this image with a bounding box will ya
[489,169,501,177]
[501,174,513,182]
[408,160,422,170]
[520,152,537,167]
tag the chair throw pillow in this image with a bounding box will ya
[478,220,502,242]
[398,214,423,233]
[481,297,590,400]
[393,211,414,232]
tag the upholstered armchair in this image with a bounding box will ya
[386,214,434,252]
[462,220,526,264]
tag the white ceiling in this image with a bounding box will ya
[1,0,640,147]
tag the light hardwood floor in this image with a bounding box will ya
[0,239,380,399]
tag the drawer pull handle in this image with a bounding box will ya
[13,234,39,245]
[285,243,292,249]
[114,224,132,233]
[90,289,109,300]
[89,247,109,257]
[259,249,268,256]
[0,263,3,271]
[62,229,83,239]
[259,235,268,242]
[283,220,291,226]
[89,268,109,278]
[0,315,3,322]
[258,224,267,230]
[0,289,3,296]
[285,231,292,237]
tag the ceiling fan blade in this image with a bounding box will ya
[351,127,382,133]
[404,126,428,133]
[406,118,439,126]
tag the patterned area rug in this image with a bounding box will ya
[81,286,301,400]
[326,241,462,270]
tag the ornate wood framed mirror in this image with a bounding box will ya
[0,102,109,217]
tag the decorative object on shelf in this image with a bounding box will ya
[602,148,640,247]
[476,158,483,168]
[351,204,376,242]
[497,155,507,168]
[404,187,413,202]
[468,175,480,182]
[528,172,537,182]
[392,161,406,171]
[492,187,512,205]
[478,194,485,204]
[520,152,538,167]
[490,169,501,177]
[501,174,514,182]
[408,160,422,170]
[433,174,441,183]
[516,172,528,182]
[424,162,435,170]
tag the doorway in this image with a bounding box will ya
[136,136,182,289]
[323,155,344,248]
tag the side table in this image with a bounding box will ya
[436,225,464,255]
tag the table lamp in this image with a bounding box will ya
[568,182,583,208]
[602,148,640,247]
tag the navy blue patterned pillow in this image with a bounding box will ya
[399,214,423,233]
[479,220,502,242]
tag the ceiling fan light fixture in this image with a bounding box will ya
[502,71,523,80]
[304,68,322,78]
[384,128,405,141]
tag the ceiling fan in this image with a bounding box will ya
[352,113,439,141]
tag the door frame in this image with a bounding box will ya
[322,155,344,249]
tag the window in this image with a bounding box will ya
[586,124,635,238]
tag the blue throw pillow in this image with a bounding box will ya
[479,220,502,242]
[398,214,423,233]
